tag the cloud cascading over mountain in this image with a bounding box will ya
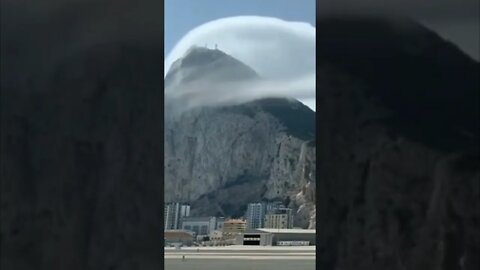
[165,16,316,110]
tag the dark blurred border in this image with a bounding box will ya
[1,1,164,269]
[315,0,479,269]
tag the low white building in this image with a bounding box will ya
[209,230,223,240]
[181,216,224,236]
[235,228,316,246]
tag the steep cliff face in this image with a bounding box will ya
[314,17,479,270]
[164,48,316,228]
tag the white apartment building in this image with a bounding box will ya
[264,208,293,229]
[245,203,267,229]
[164,202,190,230]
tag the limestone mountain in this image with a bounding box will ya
[164,47,316,229]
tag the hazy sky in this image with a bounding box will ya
[165,0,316,56]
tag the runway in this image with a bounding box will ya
[165,246,315,270]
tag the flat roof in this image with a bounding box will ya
[243,229,272,234]
[257,229,316,234]
[225,219,246,224]
[164,231,194,239]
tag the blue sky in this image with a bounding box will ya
[165,0,315,56]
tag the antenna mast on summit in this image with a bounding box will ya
[215,43,218,50]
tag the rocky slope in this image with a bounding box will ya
[164,48,316,228]
[314,16,479,270]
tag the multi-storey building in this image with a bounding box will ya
[222,219,246,238]
[215,217,225,231]
[164,202,190,230]
[245,203,267,229]
[264,208,293,229]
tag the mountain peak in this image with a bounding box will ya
[180,46,230,66]
[165,46,259,88]
[184,45,222,56]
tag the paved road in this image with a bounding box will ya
[165,259,315,270]
[165,246,315,270]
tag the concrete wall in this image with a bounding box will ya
[236,233,273,246]
[271,233,316,246]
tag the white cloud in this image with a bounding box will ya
[165,16,316,111]
[166,72,315,114]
